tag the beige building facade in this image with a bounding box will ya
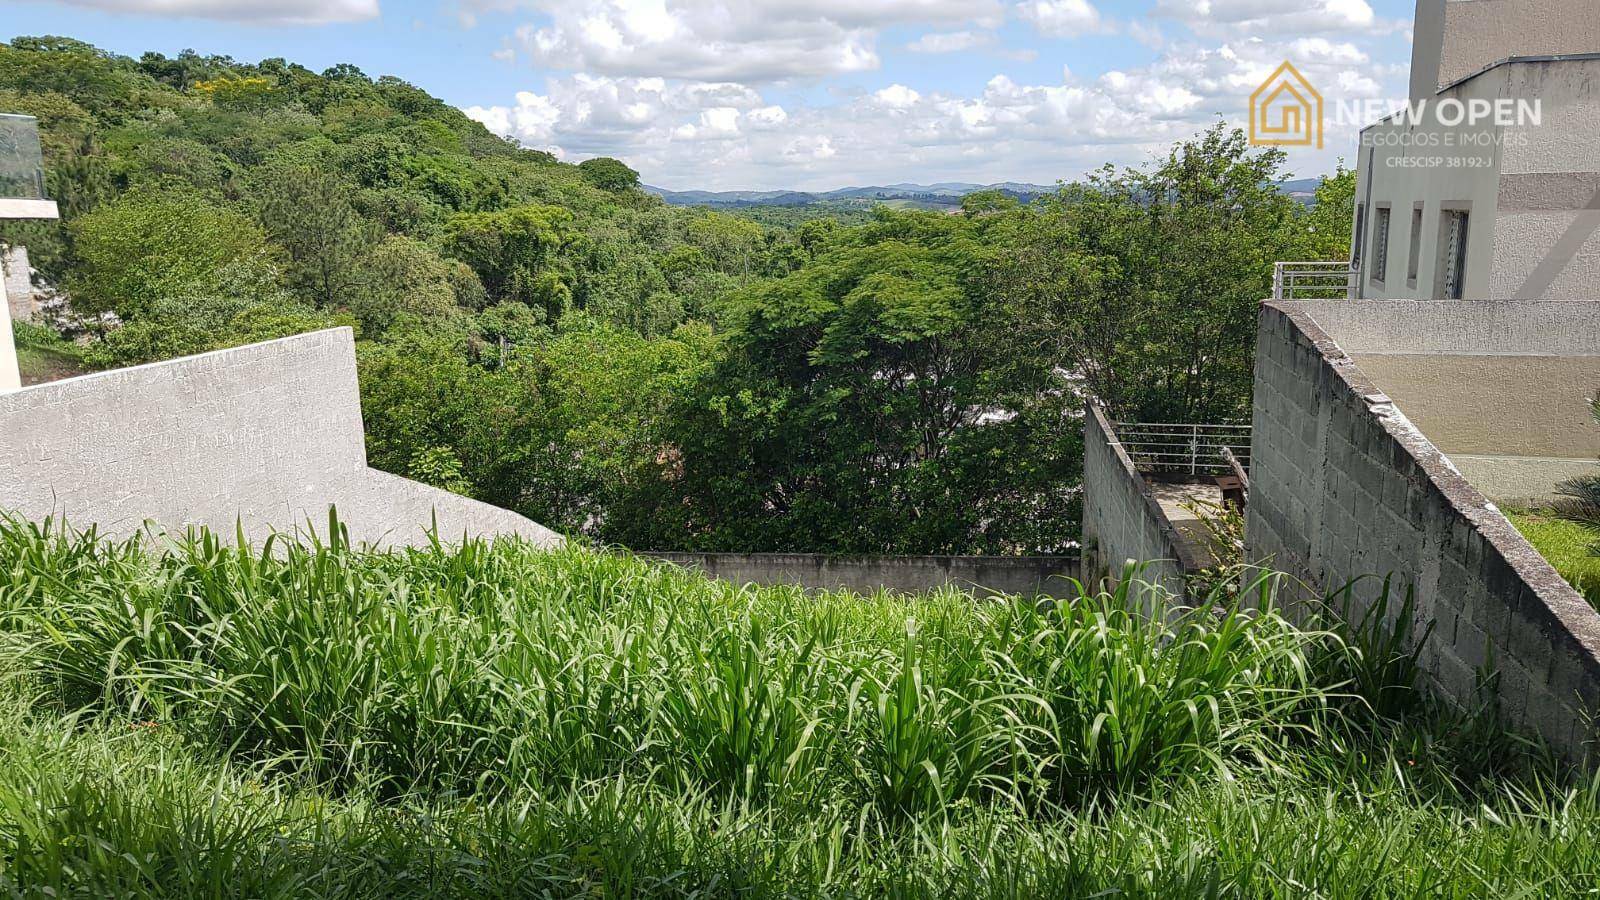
[1353,0,1600,300]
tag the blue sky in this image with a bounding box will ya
[9,0,1417,190]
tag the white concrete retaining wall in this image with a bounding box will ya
[1247,301,1600,761]
[0,327,562,549]
[646,552,1081,598]
[1081,403,1193,600]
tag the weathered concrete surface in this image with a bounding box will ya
[1247,301,1600,762]
[0,328,562,549]
[1301,299,1600,354]
[1436,0,1600,91]
[1447,455,1600,508]
[1081,403,1195,600]
[1148,480,1223,570]
[1293,301,1600,504]
[2,246,31,323]
[1348,352,1600,504]
[1349,354,1600,459]
[645,552,1081,598]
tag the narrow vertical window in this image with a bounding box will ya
[1352,203,1365,268]
[1372,207,1391,283]
[1407,206,1423,283]
[1439,210,1469,299]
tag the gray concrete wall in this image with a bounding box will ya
[1491,59,1600,301]
[1346,354,1600,460]
[2,246,31,323]
[1081,403,1193,600]
[1437,0,1600,91]
[1349,353,1600,504]
[1247,301,1600,761]
[1297,298,1600,354]
[1409,0,1447,101]
[0,327,562,549]
[645,552,1081,598]
[1289,300,1600,505]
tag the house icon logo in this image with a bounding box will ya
[1250,61,1322,148]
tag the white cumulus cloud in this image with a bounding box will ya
[43,0,378,24]
[465,27,1403,190]
[906,31,987,53]
[1016,0,1106,38]
[1152,0,1381,36]
[500,0,1004,81]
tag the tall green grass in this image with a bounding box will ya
[1506,508,1600,607]
[0,512,1593,896]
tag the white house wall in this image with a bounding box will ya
[1491,59,1600,299]
[1355,58,1600,301]
[1353,69,1503,300]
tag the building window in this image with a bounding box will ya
[1372,206,1391,283]
[1406,205,1423,283]
[1438,210,1469,299]
[1352,203,1365,269]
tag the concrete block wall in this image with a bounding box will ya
[2,246,32,323]
[0,328,562,549]
[1081,403,1193,601]
[1306,300,1600,505]
[1247,302,1600,760]
[645,552,1081,598]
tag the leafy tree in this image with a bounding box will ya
[357,327,542,509]
[67,190,278,321]
[192,75,279,110]
[664,209,1081,553]
[339,132,408,188]
[577,156,639,192]
[517,317,719,541]
[987,123,1300,424]
[252,161,381,308]
[1292,164,1357,261]
[441,203,572,316]
[347,235,460,335]
[685,211,766,280]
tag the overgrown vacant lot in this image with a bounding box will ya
[0,515,1595,896]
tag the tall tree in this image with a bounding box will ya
[253,162,380,308]
[987,124,1301,423]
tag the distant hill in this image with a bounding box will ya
[1276,178,1322,206]
[643,181,1059,209]
[647,178,1328,209]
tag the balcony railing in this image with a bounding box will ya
[1112,422,1252,477]
[1272,261,1356,300]
[0,115,47,202]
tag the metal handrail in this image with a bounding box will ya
[1111,421,1253,477]
[1273,260,1357,300]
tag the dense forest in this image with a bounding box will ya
[0,36,1353,554]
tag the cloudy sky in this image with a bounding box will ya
[10,0,1415,190]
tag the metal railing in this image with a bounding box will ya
[1272,261,1357,300]
[1112,422,1252,477]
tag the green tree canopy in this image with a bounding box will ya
[442,203,573,317]
[577,156,639,192]
[68,190,278,321]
